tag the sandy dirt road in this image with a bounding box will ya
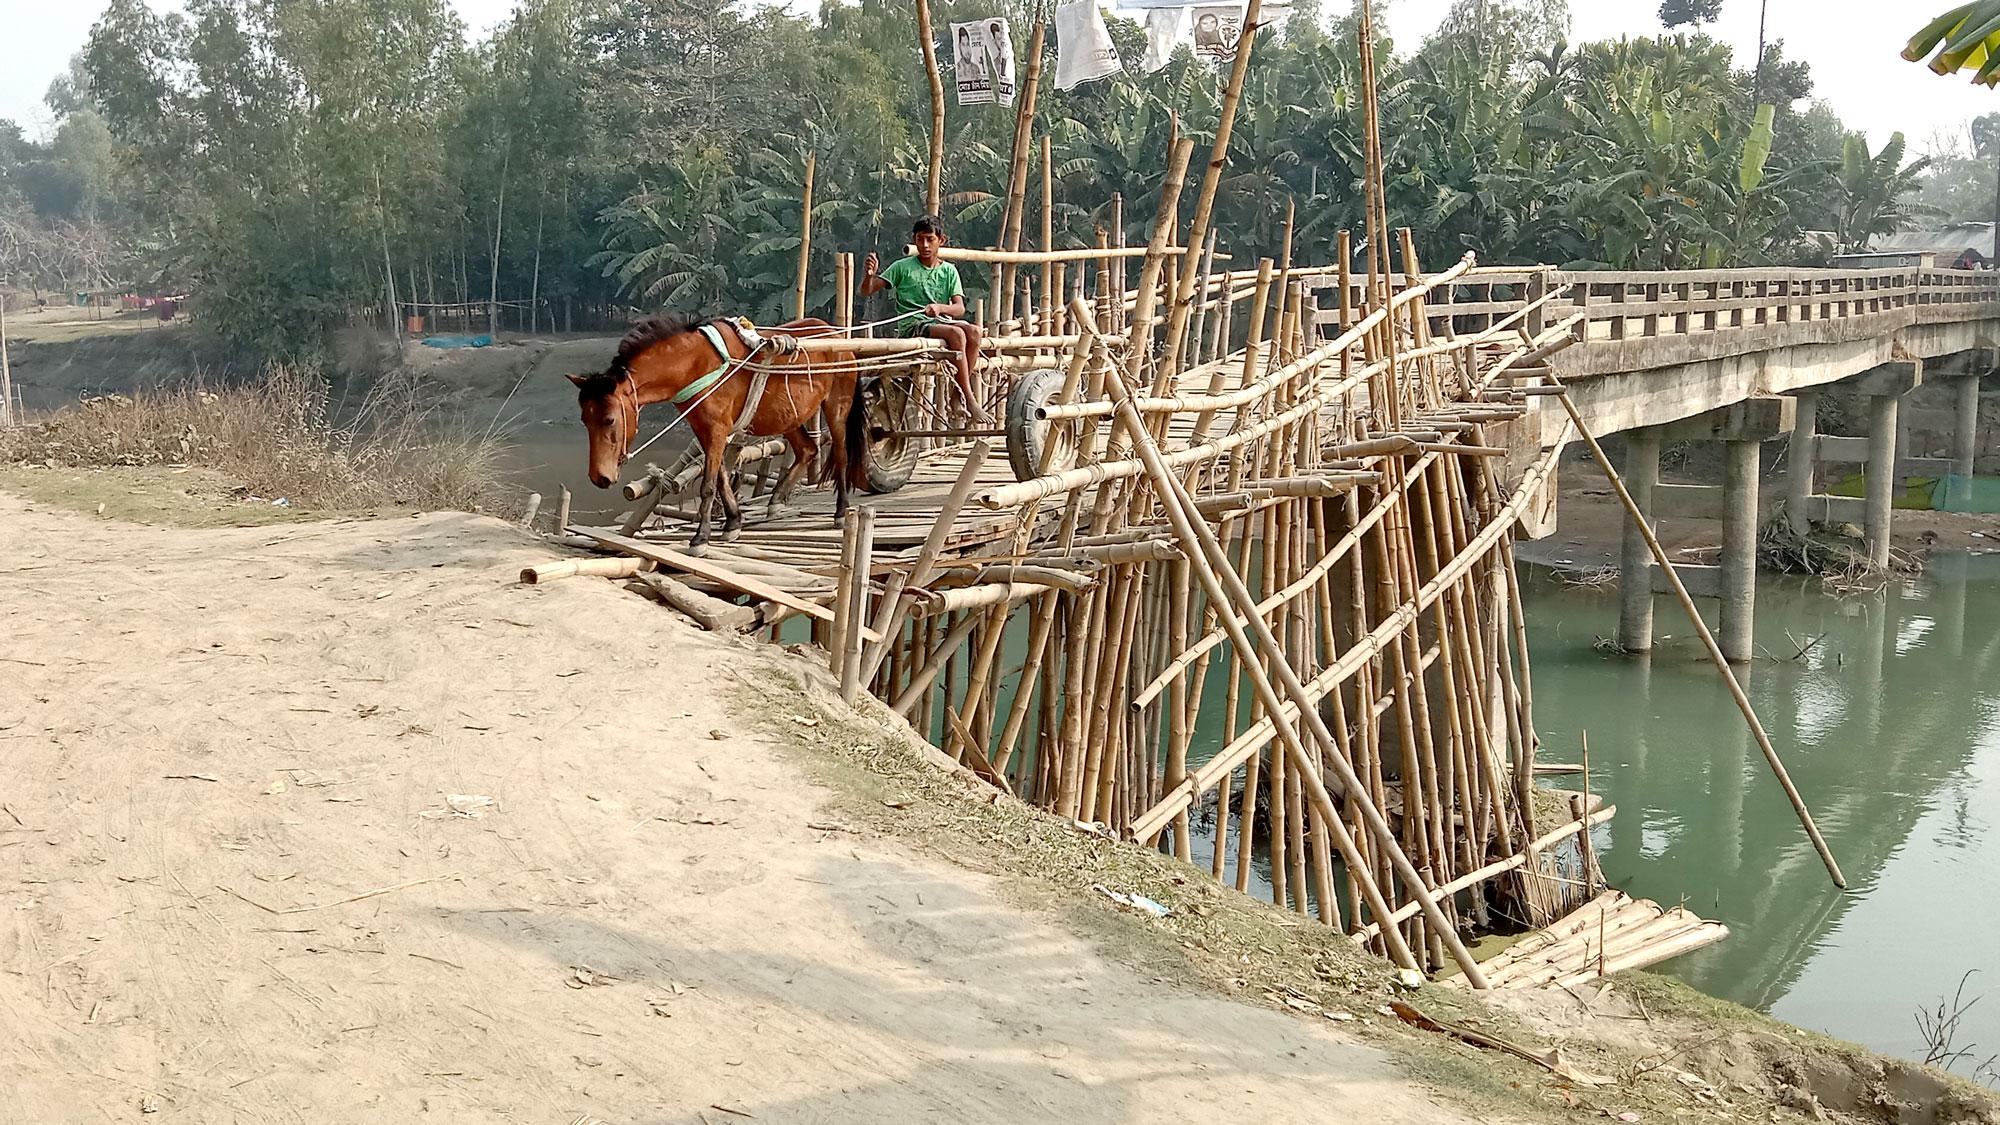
[0,492,1501,1124]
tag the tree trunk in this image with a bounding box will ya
[530,178,546,337]
[490,143,511,338]
[376,167,406,365]
[0,293,14,427]
[916,0,946,215]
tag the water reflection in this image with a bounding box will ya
[1522,554,2000,1064]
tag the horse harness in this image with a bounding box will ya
[629,317,790,463]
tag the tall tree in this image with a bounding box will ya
[1659,0,1723,27]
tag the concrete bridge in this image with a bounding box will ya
[1308,265,2000,662]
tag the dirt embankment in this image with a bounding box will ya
[4,473,1994,1124]
[0,483,1491,1123]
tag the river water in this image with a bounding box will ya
[1519,554,2000,1068]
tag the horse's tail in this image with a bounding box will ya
[842,371,870,490]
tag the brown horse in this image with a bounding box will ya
[570,316,865,549]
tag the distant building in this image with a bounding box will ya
[1864,223,1995,270]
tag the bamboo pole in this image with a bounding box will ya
[831,507,859,677]
[1547,378,1846,889]
[916,0,945,214]
[996,17,1049,314]
[1041,134,1056,333]
[841,506,875,704]
[796,153,816,321]
[1157,0,1267,392]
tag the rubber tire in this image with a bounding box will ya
[1005,368,1079,483]
[860,377,920,494]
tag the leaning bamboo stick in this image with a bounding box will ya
[1546,377,1846,889]
[1086,314,1482,985]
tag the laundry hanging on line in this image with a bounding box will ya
[952,18,1018,106]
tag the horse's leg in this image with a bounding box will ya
[826,375,855,521]
[690,432,726,553]
[718,444,746,542]
[769,427,816,516]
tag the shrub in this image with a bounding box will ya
[0,366,503,512]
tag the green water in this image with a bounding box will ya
[1520,553,2000,1066]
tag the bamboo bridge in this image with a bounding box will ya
[517,226,2000,993]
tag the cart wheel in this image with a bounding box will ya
[1005,368,1080,483]
[860,376,919,494]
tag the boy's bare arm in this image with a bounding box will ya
[859,252,889,297]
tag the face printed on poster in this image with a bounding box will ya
[953,18,1018,106]
[1191,5,1243,61]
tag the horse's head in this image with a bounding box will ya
[568,369,639,489]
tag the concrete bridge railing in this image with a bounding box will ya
[1302,264,2000,664]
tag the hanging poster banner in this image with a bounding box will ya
[953,19,1018,106]
[1140,7,1188,73]
[1054,0,1122,90]
[1190,4,1245,62]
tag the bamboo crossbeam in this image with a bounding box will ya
[923,244,1209,264]
[973,371,1384,509]
[1130,453,1440,710]
[1126,425,1571,844]
[910,580,1058,617]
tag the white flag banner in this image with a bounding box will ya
[953,18,1019,107]
[1141,7,1187,73]
[1054,0,1122,90]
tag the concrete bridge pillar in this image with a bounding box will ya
[1618,398,1794,664]
[1952,369,1984,480]
[1852,361,1922,569]
[1618,426,1661,653]
[1721,439,1761,664]
[1785,389,1817,534]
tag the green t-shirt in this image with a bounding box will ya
[879,255,964,319]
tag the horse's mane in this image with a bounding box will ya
[583,315,708,391]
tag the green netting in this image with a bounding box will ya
[1828,472,1941,510]
[1937,474,2000,513]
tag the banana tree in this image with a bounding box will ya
[1907,4,2000,84]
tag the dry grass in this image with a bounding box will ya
[0,366,503,512]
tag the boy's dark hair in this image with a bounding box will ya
[912,214,947,238]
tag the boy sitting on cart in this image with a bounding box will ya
[862,215,991,424]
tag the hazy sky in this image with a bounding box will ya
[4,1,1995,154]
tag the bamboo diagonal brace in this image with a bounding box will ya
[1075,300,1488,988]
[1545,376,1847,890]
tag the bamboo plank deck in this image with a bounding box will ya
[1450,891,1730,990]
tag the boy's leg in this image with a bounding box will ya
[923,322,991,423]
[958,320,985,418]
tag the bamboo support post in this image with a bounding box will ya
[796,153,816,321]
